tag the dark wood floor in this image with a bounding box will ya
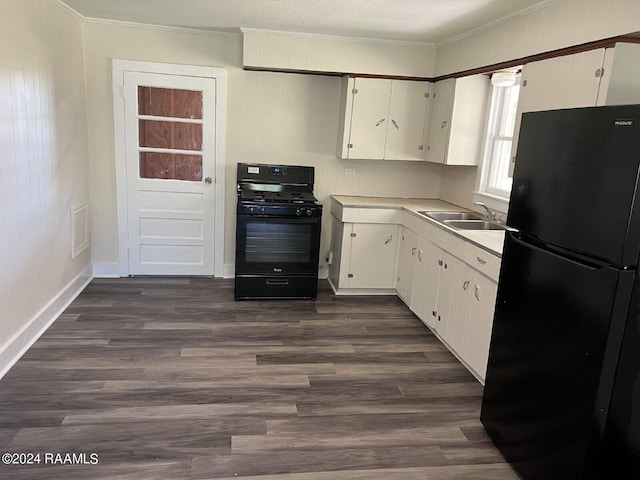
[0,278,519,479]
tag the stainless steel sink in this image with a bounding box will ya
[444,219,507,231]
[418,210,485,222]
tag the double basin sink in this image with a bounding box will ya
[418,210,507,231]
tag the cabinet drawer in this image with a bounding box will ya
[341,208,401,224]
[464,243,501,281]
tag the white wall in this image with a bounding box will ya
[0,0,92,373]
[84,22,443,275]
[436,0,640,211]
[77,0,640,281]
[243,29,437,77]
[436,0,640,76]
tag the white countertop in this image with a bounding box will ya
[331,195,506,257]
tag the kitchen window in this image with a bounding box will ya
[476,71,521,207]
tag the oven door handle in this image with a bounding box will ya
[266,280,290,286]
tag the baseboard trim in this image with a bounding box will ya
[223,264,235,279]
[93,262,121,278]
[327,277,397,296]
[0,266,93,380]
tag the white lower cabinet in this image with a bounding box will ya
[408,232,500,383]
[410,236,441,327]
[329,217,399,291]
[436,253,467,349]
[329,208,500,382]
[462,271,498,380]
[396,227,419,304]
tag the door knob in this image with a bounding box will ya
[204,176,213,184]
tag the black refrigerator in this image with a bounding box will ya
[481,105,640,480]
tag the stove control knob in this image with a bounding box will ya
[306,209,313,217]
[296,208,302,216]
[249,207,255,214]
[260,207,265,214]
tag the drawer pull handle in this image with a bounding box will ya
[385,235,393,245]
[411,246,417,255]
[375,118,386,127]
[474,284,481,301]
[266,280,289,286]
[463,280,470,291]
[476,256,487,264]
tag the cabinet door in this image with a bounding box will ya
[347,78,392,160]
[436,253,467,344]
[463,272,498,381]
[446,75,490,166]
[349,223,398,289]
[433,251,458,337]
[412,237,442,328]
[599,43,640,106]
[426,79,454,164]
[385,81,431,161]
[510,49,606,174]
[396,227,418,304]
[445,259,474,354]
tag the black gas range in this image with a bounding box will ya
[234,163,323,300]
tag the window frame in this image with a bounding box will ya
[474,73,521,211]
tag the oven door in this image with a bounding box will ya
[235,214,321,275]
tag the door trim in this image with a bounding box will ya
[112,59,226,277]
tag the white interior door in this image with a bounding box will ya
[123,71,217,275]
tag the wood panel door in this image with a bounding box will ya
[123,71,217,275]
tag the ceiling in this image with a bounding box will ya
[60,0,561,44]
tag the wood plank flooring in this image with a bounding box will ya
[0,278,519,479]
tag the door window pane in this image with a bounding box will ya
[138,86,203,119]
[137,85,204,181]
[139,120,203,150]
[139,153,202,181]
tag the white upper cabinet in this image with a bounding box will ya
[425,75,490,166]
[385,81,433,161]
[337,77,433,161]
[598,43,640,106]
[510,49,606,169]
[510,42,640,174]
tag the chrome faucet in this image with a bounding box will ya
[474,201,497,221]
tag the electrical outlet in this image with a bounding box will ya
[344,168,356,175]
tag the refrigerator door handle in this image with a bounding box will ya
[509,232,611,271]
